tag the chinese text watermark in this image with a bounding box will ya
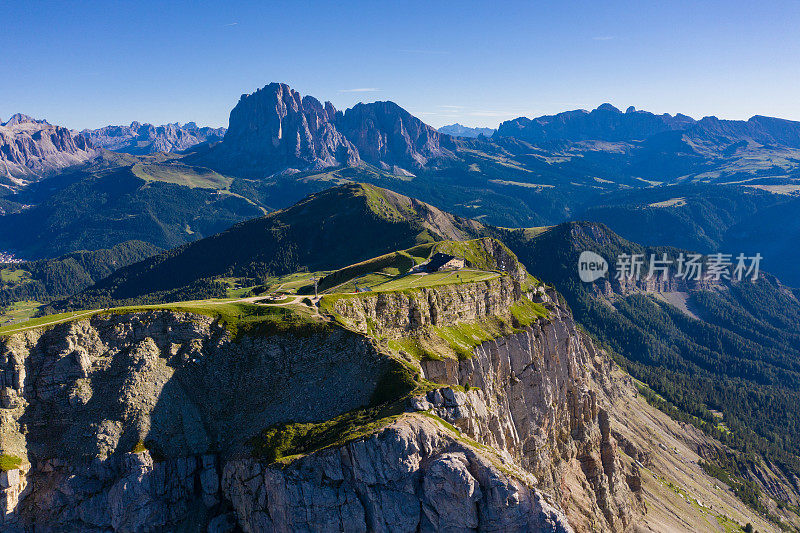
[578,252,762,282]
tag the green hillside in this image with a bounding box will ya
[0,241,160,325]
[56,184,483,310]
[0,156,264,258]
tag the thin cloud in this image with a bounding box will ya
[468,111,517,117]
[398,49,450,55]
[593,36,614,41]
[417,109,517,118]
[338,88,381,93]
[224,22,238,27]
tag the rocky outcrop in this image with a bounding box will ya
[411,291,640,531]
[330,267,641,531]
[331,275,522,336]
[0,311,390,530]
[0,274,641,531]
[223,415,573,533]
[199,83,360,177]
[337,101,456,171]
[197,83,456,177]
[82,122,225,155]
[0,312,388,460]
[0,114,94,184]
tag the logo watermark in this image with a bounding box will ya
[578,251,609,282]
[577,251,762,282]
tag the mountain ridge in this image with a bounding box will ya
[82,121,225,155]
[438,123,496,138]
[1,189,791,531]
[0,113,94,185]
[59,183,483,307]
[194,83,457,177]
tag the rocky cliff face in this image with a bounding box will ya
[82,122,225,155]
[223,415,573,533]
[0,275,643,531]
[201,83,360,177]
[330,275,522,336]
[331,279,641,531]
[0,311,389,531]
[337,101,456,171]
[417,297,638,531]
[197,83,456,177]
[0,114,94,185]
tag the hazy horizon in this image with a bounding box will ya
[3,0,799,130]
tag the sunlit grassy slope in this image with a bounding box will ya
[132,162,233,190]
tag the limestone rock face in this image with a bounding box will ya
[337,101,456,171]
[82,121,225,155]
[0,114,94,184]
[0,311,389,530]
[204,83,360,176]
[0,281,640,531]
[222,416,574,533]
[197,83,458,177]
[332,278,640,531]
[332,276,521,336]
[414,290,640,531]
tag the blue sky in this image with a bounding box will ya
[2,0,799,130]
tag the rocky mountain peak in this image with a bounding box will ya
[0,115,94,182]
[336,100,456,170]
[196,82,455,177]
[201,83,359,176]
[81,120,225,155]
[596,103,622,113]
[2,113,50,127]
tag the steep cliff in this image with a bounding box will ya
[337,101,456,171]
[0,114,94,185]
[0,254,654,533]
[199,83,360,177]
[0,310,391,531]
[223,415,573,532]
[196,83,456,177]
[327,277,641,531]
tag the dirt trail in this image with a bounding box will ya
[0,310,96,335]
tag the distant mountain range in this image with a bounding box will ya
[9,84,800,191]
[82,121,225,155]
[495,104,696,142]
[438,123,496,138]
[0,113,94,185]
[5,81,800,263]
